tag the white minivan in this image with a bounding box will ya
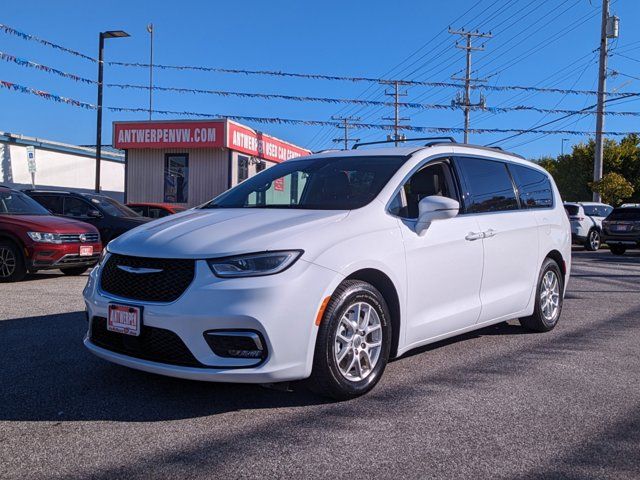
[83,139,571,399]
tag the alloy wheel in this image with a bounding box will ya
[540,270,560,323]
[0,247,17,279]
[589,230,600,250]
[333,301,383,382]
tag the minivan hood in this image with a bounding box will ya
[108,208,349,258]
[0,214,98,233]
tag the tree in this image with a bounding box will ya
[535,134,640,204]
[589,172,634,206]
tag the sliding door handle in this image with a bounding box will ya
[465,232,484,241]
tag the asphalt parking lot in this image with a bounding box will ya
[1,249,639,479]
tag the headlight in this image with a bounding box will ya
[27,232,62,244]
[207,250,303,278]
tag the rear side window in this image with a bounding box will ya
[63,197,92,218]
[509,164,553,209]
[32,195,63,214]
[456,157,519,213]
[564,205,579,216]
[129,205,147,216]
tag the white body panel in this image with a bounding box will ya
[84,144,571,383]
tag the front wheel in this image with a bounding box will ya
[60,266,89,276]
[610,245,627,256]
[307,280,391,400]
[520,258,564,333]
[0,240,26,283]
[584,229,601,251]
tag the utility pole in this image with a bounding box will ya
[449,28,492,143]
[381,80,410,145]
[147,23,154,120]
[331,116,360,150]
[593,0,618,202]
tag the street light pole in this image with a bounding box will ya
[94,30,130,194]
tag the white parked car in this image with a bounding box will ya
[83,140,571,399]
[563,202,613,251]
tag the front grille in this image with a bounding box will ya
[90,316,203,367]
[60,233,100,243]
[100,254,195,302]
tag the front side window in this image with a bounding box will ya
[509,164,553,209]
[389,160,459,219]
[86,195,139,218]
[203,156,407,210]
[456,157,519,213]
[0,190,50,215]
[164,154,189,203]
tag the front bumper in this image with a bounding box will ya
[27,242,102,270]
[83,256,342,383]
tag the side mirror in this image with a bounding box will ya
[416,195,459,236]
[87,209,102,218]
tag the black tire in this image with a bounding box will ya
[60,266,89,276]
[520,258,564,333]
[610,245,627,256]
[584,229,601,251]
[0,240,27,283]
[307,280,392,400]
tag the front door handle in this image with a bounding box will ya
[465,232,484,241]
[484,228,497,238]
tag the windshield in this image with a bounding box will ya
[86,195,140,217]
[0,190,50,215]
[202,156,407,210]
[607,208,640,221]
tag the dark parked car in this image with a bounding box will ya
[0,186,102,282]
[601,207,640,255]
[126,202,187,219]
[25,190,150,244]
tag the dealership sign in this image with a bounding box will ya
[113,120,310,163]
[114,121,225,149]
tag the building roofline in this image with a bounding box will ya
[0,131,125,163]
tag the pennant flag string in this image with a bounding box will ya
[0,51,95,84]
[108,61,639,97]
[1,78,636,137]
[107,82,640,117]
[109,107,638,137]
[0,79,96,109]
[0,24,95,62]
[1,49,637,117]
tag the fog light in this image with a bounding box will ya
[204,331,267,360]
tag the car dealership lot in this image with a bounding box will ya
[1,250,639,479]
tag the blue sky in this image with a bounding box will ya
[0,0,639,159]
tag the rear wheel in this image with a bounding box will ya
[610,245,627,255]
[60,266,89,276]
[584,229,601,251]
[307,280,391,400]
[520,258,563,333]
[0,240,26,283]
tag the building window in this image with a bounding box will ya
[164,154,189,203]
[238,155,249,183]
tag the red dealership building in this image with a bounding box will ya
[113,119,311,207]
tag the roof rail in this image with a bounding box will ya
[352,137,457,149]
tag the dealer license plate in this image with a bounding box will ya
[79,245,94,256]
[107,304,141,336]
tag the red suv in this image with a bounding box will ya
[0,186,102,282]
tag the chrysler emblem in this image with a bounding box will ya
[117,265,164,274]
